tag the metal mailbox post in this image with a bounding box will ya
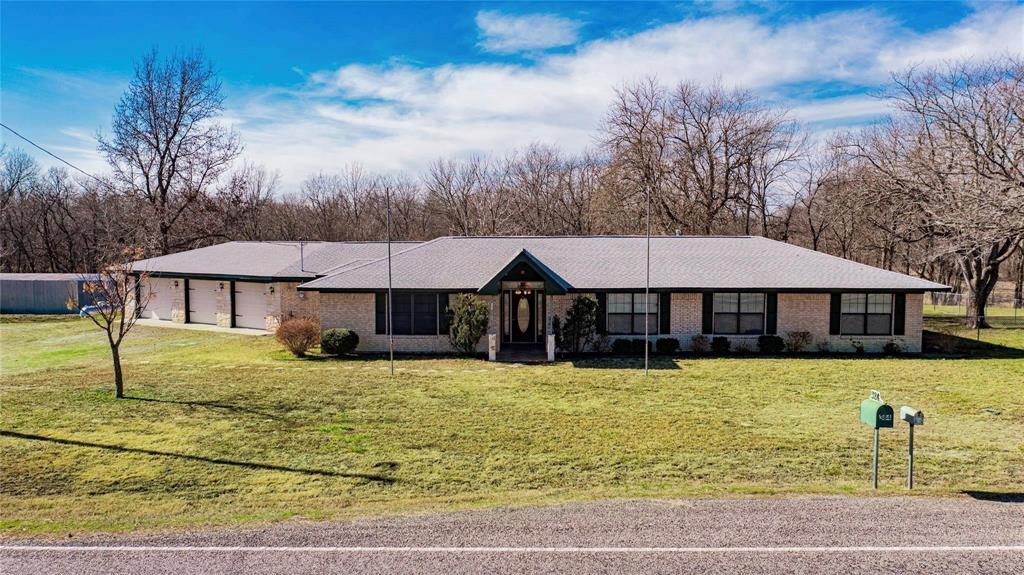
[900,406,924,489]
[860,390,894,489]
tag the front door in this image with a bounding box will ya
[509,290,536,343]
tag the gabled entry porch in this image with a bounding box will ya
[477,249,569,362]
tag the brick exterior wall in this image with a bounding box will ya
[215,283,232,328]
[671,293,703,344]
[319,292,498,353]
[267,281,320,332]
[168,281,187,323]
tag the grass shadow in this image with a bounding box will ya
[921,328,1024,359]
[570,356,681,370]
[125,396,286,420]
[962,490,1024,503]
[0,430,396,483]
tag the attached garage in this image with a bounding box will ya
[143,277,177,320]
[188,280,220,325]
[233,282,269,330]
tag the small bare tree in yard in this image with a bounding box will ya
[70,248,152,399]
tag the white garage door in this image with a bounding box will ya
[188,280,219,325]
[143,278,176,320]
[233,282,268,330]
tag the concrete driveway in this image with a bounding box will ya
[2,496,1022,574]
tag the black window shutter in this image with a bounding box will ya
[438,293,451,335]
[766,293,778,335]
[893,293,906,335]
[596,293,607,335]
[829,293,841,335]
[702,292,713,334]
[659,292,671,334]
[375,292,387,334]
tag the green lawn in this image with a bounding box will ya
[1,315,1022,536]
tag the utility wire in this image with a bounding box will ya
[0,121,108,185]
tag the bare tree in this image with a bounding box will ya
[740,111,805,238]
[851,57,1024,327]
[665,82,756,234]
[602,78,670,233]
[99,49,241,255]
[792,148,839,252]
[68,248,153,399]
[216,164,279,241]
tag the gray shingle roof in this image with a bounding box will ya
[298,236,949,292]
[131,241,420,280]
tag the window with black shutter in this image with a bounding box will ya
[605,293,658,335]
[839,293,894,335]
[376,292,445,335]
[711,292,766,335]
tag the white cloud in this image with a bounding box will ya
[228,4,1022,191]
[21,5,1017,193]
[475,10,582,54]
[789,95,892,124]
[878,4,1024,72]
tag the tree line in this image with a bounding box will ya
[2,51,1021,326]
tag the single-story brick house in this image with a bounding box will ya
[132,236,947,355]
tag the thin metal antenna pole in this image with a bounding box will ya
[644,184,651,376]
[385,184,394,376]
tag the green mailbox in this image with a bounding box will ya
[860,398,894,429]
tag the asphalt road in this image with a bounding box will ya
[2,496,1022,574]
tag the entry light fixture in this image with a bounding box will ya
[269,286,275,294]
[173,280,179,288]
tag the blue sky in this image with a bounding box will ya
[2,1,1021,191]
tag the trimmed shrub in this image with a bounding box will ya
[553,295,599,353]
[711,336,731,355]
[734,339,753,354]
[784,331,813,353]
[611,338,633,355]
[448,294,490,355]
[631,338,650,355]
[691,334,710,354]
[851,340,866,355]
[321,328,359,355]
[758,334,785,354]
[276,318,320,357]
[882,341,902,356]
[655,337,680,355]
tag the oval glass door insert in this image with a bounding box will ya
[517,297,530,333]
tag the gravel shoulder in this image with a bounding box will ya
[2,496,1023,574]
